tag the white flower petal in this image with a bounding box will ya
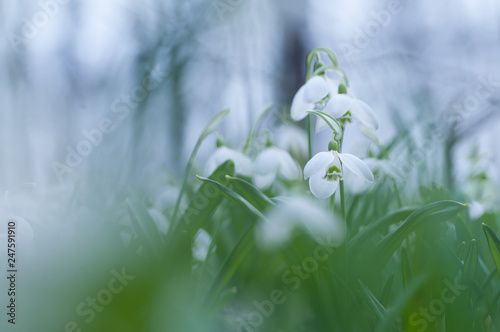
[276,150,301,180]
[275,125,308,159]
[254,172,277,189]
[256,196,346,249]
[291,85,314,121]
[342,167,374,194]
[351,99,379,130]
[255,212,294,249]
[205,147,253,177]
[304,151,335,179]
[303,76,330,103]
[324,94,352,118]
[338,152,374,182]
[309,172,338,199]
[324,69,342,93]
[255,148,280,175]
[469,201,485,219]
[253,147,300,188]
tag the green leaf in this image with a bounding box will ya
[171,108,231,222]
[377,275,427,332]
[463,239,478,284]
[127,198,164,260]
[196,176,265,219]
[358,280,388,321]
[226,176,275,212]
[192,177,274,311]
[379,275,394,307]
[348,207,415,252]
[366,201,468,272]
[483,223,500,278]
[171,160,234,238]
[204,222,256,312]
[458,241,467,262]
[401,247,412,288]
[242,104,273,154]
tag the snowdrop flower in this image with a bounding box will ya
[316,92,379,132]
[304,143,374,199]
[253,146,301,189]
[275,125,308,161]
[205,146,253,177]
[256,196,345,249]
[290,71,378,132]
[193,229,214,261]
[291,75,331,121]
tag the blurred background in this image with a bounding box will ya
[1,0,500,330]
[1,0,500,194]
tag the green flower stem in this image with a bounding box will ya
[338,126,348,328]
[338,125,346,222]
[307,115,313,159]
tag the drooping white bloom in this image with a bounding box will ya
[290,76,330,121]
[193,229,214,261]
[275,125,308,161]
[304,150,374,199]
[253,147,301,189]
[205,146,253,177]
[290,71,379,132]
[256,196,345,249]
[316,93,379,132]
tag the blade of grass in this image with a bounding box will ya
[401,246,412,288]
[226,175,275,211]
[483,223,500,278]
[127,198,164,260]
[463,239,478,284]
[171,108,231,224]
[366,201,468,272]
[170,160,234,240]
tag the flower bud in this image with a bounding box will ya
[328,140,339,152]
[216,135,225,148]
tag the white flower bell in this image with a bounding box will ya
[304,142,374,199]
[253,146,301,189]
[290,76,330,121]
[316,92,379,132]
[275,125,308,161]
[290,71,379,132]
[205,146,253,177]
[256,196,345,249]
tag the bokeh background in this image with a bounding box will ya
[1,0,500,331]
